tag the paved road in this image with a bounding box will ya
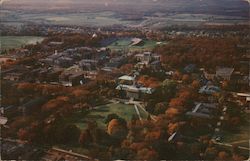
[212,140,250,151]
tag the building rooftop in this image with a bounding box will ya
[186,103,217,119]
[116,84,154,94]
[216,67,234,76]
[0,116,8,125]
[118,75,135,81]
[199,85,220,94]
[130,38,143,46]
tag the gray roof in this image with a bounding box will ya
[216,67,234,76]
[186,102,217,119]
[186,112,211,119]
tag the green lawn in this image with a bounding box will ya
[65,103,148,130]
[137,105,149,119]
[107,38,160,52]
[221,113,250,148]
[0,36,45,50]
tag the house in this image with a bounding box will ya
[3,72,24,81]
[40,51,64,66]
[165,71,174,76]
[0,116,8,125]
[97,47,110,61]
[105,56,127,69]
[118,75,135,85]
[231,71,249,90]
[2,65,28,81]
[59,66,85,86]
[236,93,250,103]
[40,50,80,67]
[135,52,160,63]
[30,68,42,78]
[101,66,114,72]
[0,57,14,64]
[136,60,162,70]
[203,70,216,81]
[59,71,85,87]
[83,71,97,80]
[135,62,146,69]
[199,85,220,95]
[69,72,85,86]
[1,68,16,75]
[39,58,54,66]
[216,67,234,80]
[47,68,64,82]
[44,115,56,125]
[55,57,74,68]
[79,59,98,71]
[150,60,162,70]
[134,52,161,70]
[184,64,196,73]
[38,68,49,82]
[186,103,217,119]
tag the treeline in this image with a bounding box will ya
[154,36,246,70]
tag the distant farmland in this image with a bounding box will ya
[1,9,248,29]
[0,36,45,51]
[0,11,137,27]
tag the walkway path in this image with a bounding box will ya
[212,140,250,151]
[134,104,142,120]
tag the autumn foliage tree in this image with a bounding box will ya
[17,128,29,141]
[79,129,92,146]
[107,119,128,141]
[136,148,158,160]
[165,107,181,119]
[155,36,244,69]
[119,64,134,74]
[138,76,161,88]
[182,74,191,84]
[191,80,201,89]
[217,151,231,160]
[41,96,71,114]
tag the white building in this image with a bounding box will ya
[116,75,154,100]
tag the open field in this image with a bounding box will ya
[1,11,136,27]
[57,103,149,155]
[65,103,148,130]
[0,36,45,50]
[106,38,160,52]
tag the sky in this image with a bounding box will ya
[1,0,249,15]
[1,0,248,5]
[1,0,249,5]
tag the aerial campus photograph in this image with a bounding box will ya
[0,0,249,160]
